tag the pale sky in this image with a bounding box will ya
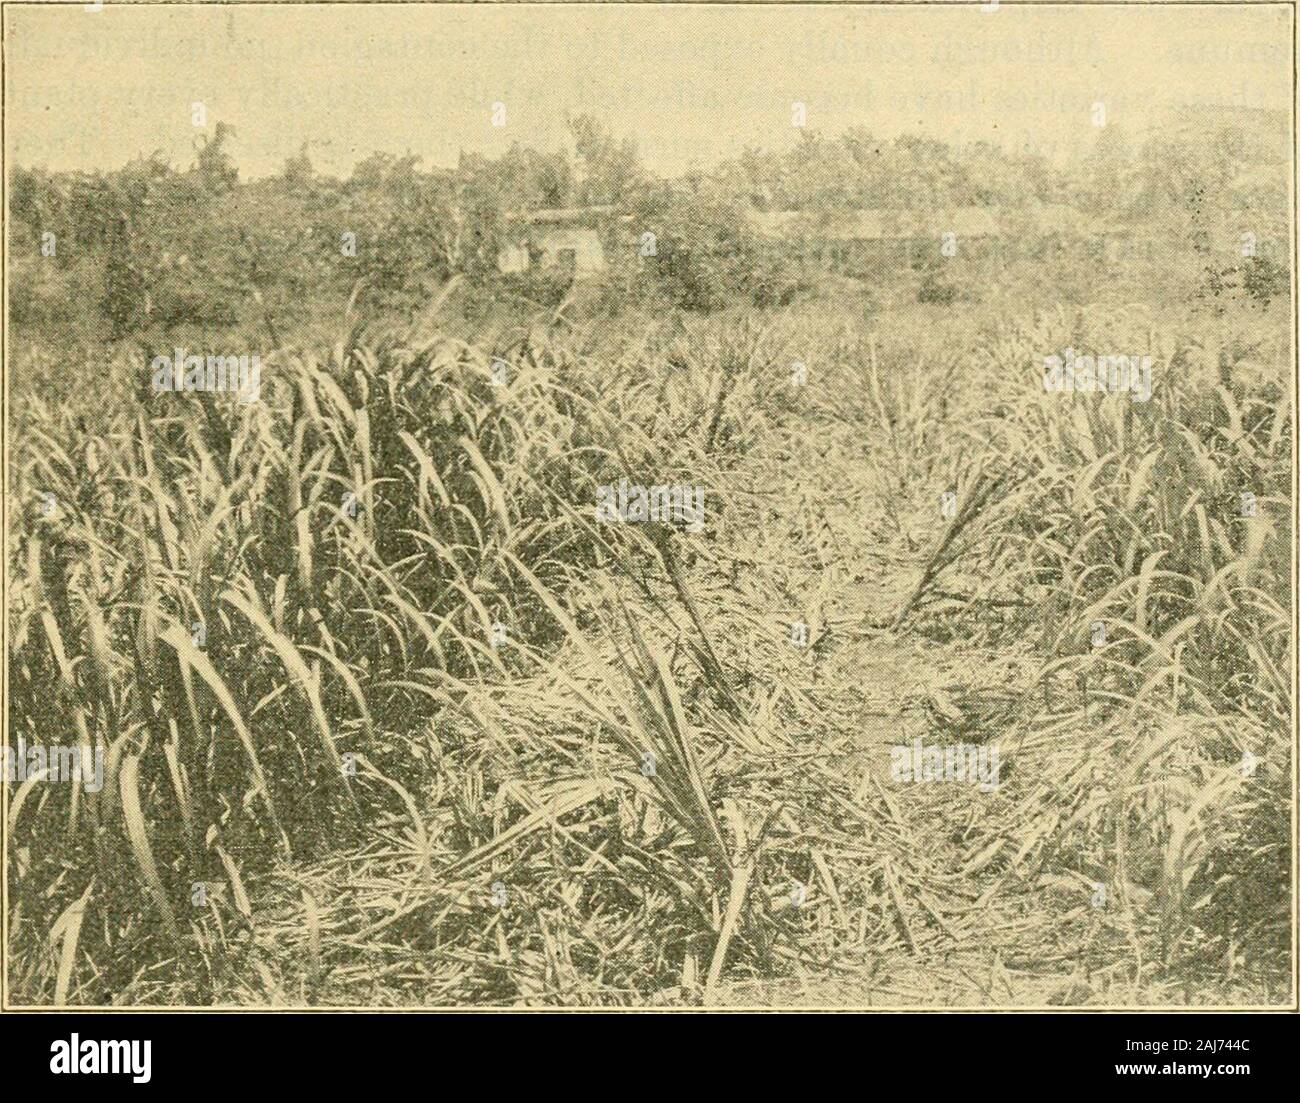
[5,3,1292,179]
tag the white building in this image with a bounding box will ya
[497,207,613,277]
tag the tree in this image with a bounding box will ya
[569,115,642,207]
[99,154,210,335]
[195,122,239,196]
[282,143,315,190]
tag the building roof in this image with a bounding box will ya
[1021,202,1092,237]
[746,203,1124,241]
[505,206,620,226]
[747,206,1004,240]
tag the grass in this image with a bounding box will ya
[5,291,1292,1006]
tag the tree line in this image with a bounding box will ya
[10,113,1288,335]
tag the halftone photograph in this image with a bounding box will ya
[2,0,1294,1024]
